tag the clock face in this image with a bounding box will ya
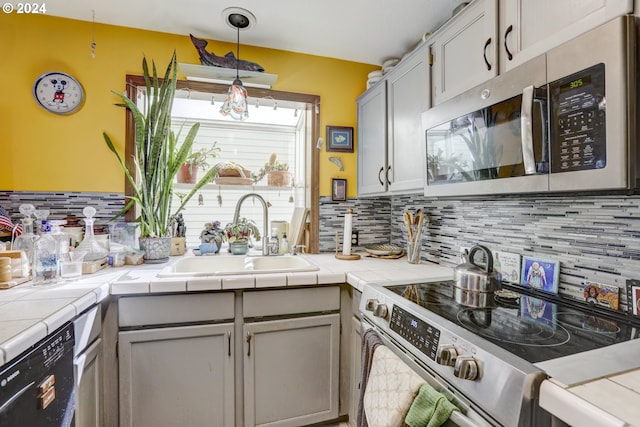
[33,72,84,114]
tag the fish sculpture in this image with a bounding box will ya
[189,34,265,72]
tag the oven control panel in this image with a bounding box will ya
[390,305,440,360]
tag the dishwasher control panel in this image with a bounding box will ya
[390,305,440,360]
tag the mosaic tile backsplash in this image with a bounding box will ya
[3,191,640,313]
[320,194,640,314]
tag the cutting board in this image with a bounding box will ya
[288,207,309,247]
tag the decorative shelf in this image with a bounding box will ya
[179,63,278,89]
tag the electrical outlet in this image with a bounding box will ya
[351,230,359,246]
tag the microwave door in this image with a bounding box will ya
[547,16,632,192]
[423,55,549,197]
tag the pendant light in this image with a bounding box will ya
[219,12,250,120]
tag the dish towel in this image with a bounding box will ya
[363,345,425,427]
[357,329,384,427]
[404,383,459,427]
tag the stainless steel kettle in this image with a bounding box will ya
[453,245,500,307]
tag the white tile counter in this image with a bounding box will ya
[0,252,452,367]
[540,370,640,427]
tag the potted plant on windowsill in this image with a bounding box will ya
[223,217,261,255]
[177,143,220,184]
[251,153,292,186]
[103,51,239,263]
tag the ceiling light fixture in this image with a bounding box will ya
[219,12,251,120]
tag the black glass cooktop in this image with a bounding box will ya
[385,281,640,364]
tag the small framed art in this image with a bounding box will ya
[582,281,620,310]
[326,126,354,152]
[332,178,347,201]
[521,256,560,294]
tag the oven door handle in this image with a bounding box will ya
[520,85,537,175]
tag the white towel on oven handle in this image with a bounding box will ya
[363,345,425,427]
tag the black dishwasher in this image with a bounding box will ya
[0,322,75,427]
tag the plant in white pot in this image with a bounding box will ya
[103,51,236,262]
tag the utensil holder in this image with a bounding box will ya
[407,224,422,264]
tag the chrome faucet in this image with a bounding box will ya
[233,193,269,256]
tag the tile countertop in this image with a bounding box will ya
[540,371,640,427]
[0,252,453,367]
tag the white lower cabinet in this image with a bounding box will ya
[243,314,340,427]
[74,338,102,427]
[117,287,341,427]
[119,323,235,427]
[73,305,103,427]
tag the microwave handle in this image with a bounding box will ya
[520,85,537,175]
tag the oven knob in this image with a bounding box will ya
[365,299,378,312]
[373,303,389,319]
[453,356,479,381]
[435,344,458,366]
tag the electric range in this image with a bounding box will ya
[359,280,640,427]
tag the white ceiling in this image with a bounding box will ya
[45,0,470,66]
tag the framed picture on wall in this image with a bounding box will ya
[326,126,354,152]
[332,178,347,201]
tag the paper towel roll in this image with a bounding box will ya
[342,209,352,256]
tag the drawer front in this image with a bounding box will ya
[244,286,340,318]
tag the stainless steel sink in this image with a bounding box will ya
[157,255,319,277]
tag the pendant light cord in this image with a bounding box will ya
[236,25,240,81]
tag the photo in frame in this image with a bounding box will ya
[331,178,347,201]
[326,126,354,152]
[521,256,560,294]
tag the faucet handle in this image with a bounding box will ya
[291,245,306,255]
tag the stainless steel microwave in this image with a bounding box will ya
[421,16,637,197]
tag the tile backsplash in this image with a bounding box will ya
[4,191,640,313]
[321,193,640,313]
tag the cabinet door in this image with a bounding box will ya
[386,45,430,194]
[431,0,498,105]
[119,323,234,427]
[499,0,633,71]
[244,313,340,427]
[348,316,362,427]
[74,338,102,427]
[357,82,388,196]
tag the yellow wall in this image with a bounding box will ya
[0,14,377,197]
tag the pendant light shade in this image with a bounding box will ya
[220,12,250,120]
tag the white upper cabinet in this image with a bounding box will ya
[357,44,430,197]
[357,81,387,196]
[430,0,498,106]
[386,45,431,193]
[499,0,633,72]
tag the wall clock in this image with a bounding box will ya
[33,71,84,114]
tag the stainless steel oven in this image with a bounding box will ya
[359,280,640,427]
[422,16,638,197]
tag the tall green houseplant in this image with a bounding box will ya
[104,52,229,258]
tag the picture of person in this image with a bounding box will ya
[526,262,547,289]
[584,285,599,304]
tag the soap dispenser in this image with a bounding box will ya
[280,232,289,255]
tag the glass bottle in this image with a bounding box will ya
[75,206,108,261]
[32,223,58,285]
[12,204,36,276]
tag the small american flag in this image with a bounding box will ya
[0,207,21,236]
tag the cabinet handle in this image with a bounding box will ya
[246,332,252,357]
[227,331,232,357]
[378,166,384,186]
[483,38,492,71]
[504,25,513,61]
[386,165,392,185]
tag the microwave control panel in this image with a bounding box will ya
[549,63,606,173]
